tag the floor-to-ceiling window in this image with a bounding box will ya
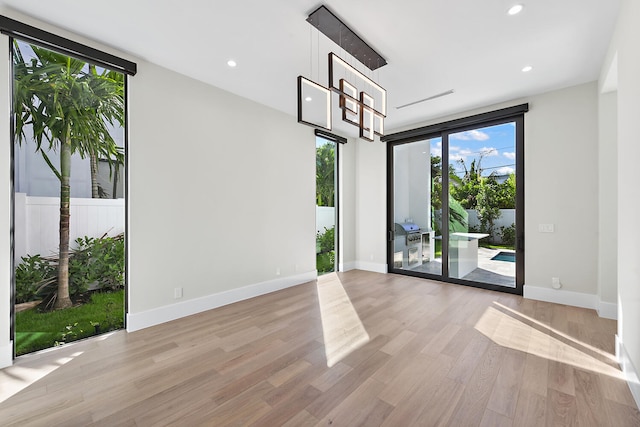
[5,16,136,357]
[385,106,526,295]
[316,134,338,275]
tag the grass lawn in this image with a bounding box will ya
[15,290,124,356]
[480,243,515,250]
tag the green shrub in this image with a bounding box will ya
[15,234,125,307]
[316,251,335,274]
[71,235,125,291]
[15,255,55,303]
[316,226,336,274]
[500,223,516,246]
[317,226,335,253]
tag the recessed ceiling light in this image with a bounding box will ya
[508,4,524,15]
[305,96,313,102]
[227,59,237,68]
[522,65,533,72]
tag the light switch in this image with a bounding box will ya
[538,224,554,233]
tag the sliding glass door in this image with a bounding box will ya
[446,123,517,288]
[391,137,442,275]
[387,112,524,294]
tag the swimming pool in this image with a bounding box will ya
[491,251,515,262]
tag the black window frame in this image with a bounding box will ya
[383,104,527,295]
[4,16,135,358]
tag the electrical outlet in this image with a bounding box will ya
[276,267,280,276]
[551,277,561,289]
[174,287,183,299]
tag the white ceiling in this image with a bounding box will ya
[0,0,621,135]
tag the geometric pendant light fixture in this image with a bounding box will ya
[297,5,387,141]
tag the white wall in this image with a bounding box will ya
[128,60,317,316]
[602,0,640,406]
[597,91,617,307]
[393,141,431,231]
[524,83,599,295]
[354,139,387,273]
[339,140,356,271]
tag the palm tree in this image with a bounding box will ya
[13,41,124,309]
[87,65,125,198]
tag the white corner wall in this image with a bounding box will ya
[597,90,618,311]
[604,0,640,407]
[523,82,599,296]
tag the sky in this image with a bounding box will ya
[430,122,516,177]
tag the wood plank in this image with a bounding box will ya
[486,348,526,417]
[479,408,513,427]
[546,389,577,427]
[521,353,549,397]
[446,342,505,426]
[0,270,636,426]
[573,368,609,426]
[513,389,546,427]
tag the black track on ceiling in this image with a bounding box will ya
[0,15,137,76]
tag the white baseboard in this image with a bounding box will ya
[524,285,618,320]
[524,284,597,309]
[127,271,317,332]
[617,335,640,410]
[597,300,618,320]
[354,261,388,274]
[0,341,13,369]
[339,262,356,272]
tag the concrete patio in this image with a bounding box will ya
[408,247,516,288]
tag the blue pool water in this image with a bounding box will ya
[491,251,516,262]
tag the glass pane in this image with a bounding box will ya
[392,137,442,275]
[316,137,336,275]
[447,123,516,287]
[13,40,126,355]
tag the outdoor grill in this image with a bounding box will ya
[393,222,422,269]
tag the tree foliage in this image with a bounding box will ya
[430,153,515,238]
[316,143,335,207]
[13,41,124,309]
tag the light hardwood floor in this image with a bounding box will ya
[1,270,638,426]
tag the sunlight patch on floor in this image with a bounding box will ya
[0,351,84,403]
[317,272,370,367]
[492,301,617,362]
[475,306,623,379]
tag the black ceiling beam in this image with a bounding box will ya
[306,5,387,71]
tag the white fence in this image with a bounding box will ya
[316,206,335,235]
[14,193,124,264]
[466,209,515,231]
